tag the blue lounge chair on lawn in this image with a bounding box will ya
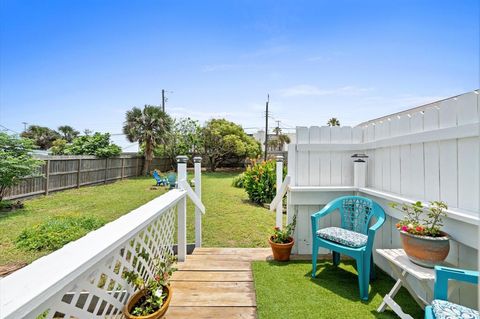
[311,196,386,300]
[425,266,479,319]
[167,173,177,190]
[153,171,168,186]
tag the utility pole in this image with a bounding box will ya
[22,122,28,131]
[264,94,269,161]
[161,89,165,112]
[275,120,281,135]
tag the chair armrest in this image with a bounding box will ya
[310,200,340,233]
[434,266,479,300]
[365,214,385,250]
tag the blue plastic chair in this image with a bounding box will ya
[167,173,177,190]
[152,171,168,186]
[311,196,386,300]
[425,266,479,319]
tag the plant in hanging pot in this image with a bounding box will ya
[123,253,176,319]
[390,201,450,268]
[269,215,296,261]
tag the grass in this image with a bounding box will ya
[0,171,277,266]
[252,260,423,319]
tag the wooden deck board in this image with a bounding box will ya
[165,248,270,318]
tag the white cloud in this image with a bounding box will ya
[279,85,372,97]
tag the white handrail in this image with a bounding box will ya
[178,180,206,214]
[269,175,291,212]
[0,190,184,319]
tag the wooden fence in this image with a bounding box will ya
[5,155,172,200]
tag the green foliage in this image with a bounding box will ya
[231,172,245,188]
[50,139,67,155]
[62,132,121,157]
[15,215,105,251]
[123,105,173,174]
[156,117,202,167]
[21,125,60,150]
[202,119,261,171]
[243,160,286,204]
[0,133,43,201]
[57,125,80,142]
[124,253,176,316]
[0,200,24,211]
[271,215,296,244]
[327,118,340,126]
[390,201,448,237]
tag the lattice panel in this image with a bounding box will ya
[341,197,373,234]
[35,205,176,319]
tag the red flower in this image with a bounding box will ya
[154,275,161,282]
[415,226,423,232]
[274,227,280,231]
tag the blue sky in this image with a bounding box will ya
[1,0,478,149]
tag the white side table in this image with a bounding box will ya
[376,249,437,319]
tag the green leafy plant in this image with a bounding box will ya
[124,253,176,316]
[0,132,43,202]
[231,172,245,188]
[390,201,448,237]
[16,215,105,251]
[0,200,24,211]
[62,132,121,157]
[243,160,286,204]
[271,215,296,244]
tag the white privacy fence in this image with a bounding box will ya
[281,90,479,308]
[0,156,204,319]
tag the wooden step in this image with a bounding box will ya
[165,306,256,319]
[177,260,252,271]
[172,271,253,282]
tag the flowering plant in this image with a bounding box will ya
[124,252,176,316]
[271,215,296,244]
[390,201,448,237]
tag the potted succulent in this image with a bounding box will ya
[390,201,449,268]
[268,215,297,261]
[123,253,176,319]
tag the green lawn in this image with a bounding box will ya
[252,260,423,319]
[0,171,276,266]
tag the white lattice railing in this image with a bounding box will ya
[0,189,186,319]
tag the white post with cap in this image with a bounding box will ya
[194,156,202,247]
[352,154,368,188]
[176,155,188,262]
[276,155,284,229]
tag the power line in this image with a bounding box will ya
[0,124,19,134]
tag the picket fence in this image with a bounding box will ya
[286,90,479,308]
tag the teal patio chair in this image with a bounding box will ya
[167,173,177,190]
[311,196,386,300]
[425,266,479,319]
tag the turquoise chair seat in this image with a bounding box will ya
[317,227,368,248]
[311,196,386,301]
[425,266,479,319]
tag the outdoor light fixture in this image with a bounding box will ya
[351,153,368,162]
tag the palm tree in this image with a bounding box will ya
[327,118,340,126]
[277,134,291,151]
[58,125,80,142]
[21,125,60,150]
[123,105,172,175]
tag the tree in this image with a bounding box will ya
[123,105,173,175]
[202,119,261,171]
[327,118,340,126]
[63,133,121,157]
[21,125,60,150]
[58,125,80,142]
[160,117,202,168]
[272,127,291,151]
[0,133,43,202]
[50,139,67,155]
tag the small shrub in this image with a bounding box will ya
[243,160,286,205]
[0,200,24,211]
[16,215,105,251]
[231,173,245,188]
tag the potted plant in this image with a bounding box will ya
[390,201,449,268]
[123,253,176,319]
[268,215,297,261]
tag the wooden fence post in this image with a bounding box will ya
[104,158,108,184]
[121,158,125,180]
[275,155,284,229]
[45,160,50,195]
[176,155,188,262]
[77,158,82,188]
[194,156,202,247]
[136,157,140,176]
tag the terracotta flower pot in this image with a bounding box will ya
[399,230,450,268]
[124,285,172,319]
[269,236,294,261]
